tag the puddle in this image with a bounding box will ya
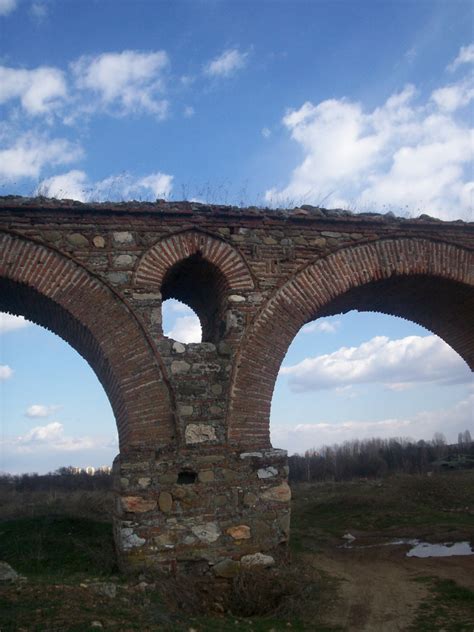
[406,541,474,558]
[340,536,474,558]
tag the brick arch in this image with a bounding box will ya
[134,229,255,291]
[228,238,474,448]
[0,231,175,449]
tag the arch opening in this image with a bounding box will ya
[0,277,124,445]
[0,310,118,475]
[270,309,473,458]
[161,253,229,343]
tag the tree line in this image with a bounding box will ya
[289,431,473,483]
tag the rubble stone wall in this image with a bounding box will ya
[0,197,472,575]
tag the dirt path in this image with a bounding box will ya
[312,545,474,631]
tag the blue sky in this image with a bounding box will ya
[0,0,472,472]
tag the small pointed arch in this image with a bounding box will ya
[0,231,175,449]
[134,229,255,292]
[134,229,255,342]
[228,238,474,448]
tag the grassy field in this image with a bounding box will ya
[0,471,473,631]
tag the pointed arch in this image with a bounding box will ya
[134,229,255,291]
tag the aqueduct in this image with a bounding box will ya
[1,197,472,575]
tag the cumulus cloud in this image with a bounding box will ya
[0,365,13,380]
[280,335,472,393]
[183,105,195,118]
[36,169,173,202]
[301,319,340,334]
[0,133,83,180]
[271,393,474,454]
[25,404,61,418]
[0,313,30,333]
[165,315,202,344]
[266,45,474,220]
[204,49,248,78]
[71,50,169,118]
[3,421,114,454]
[0,0,17,16]
[448,43,474,72]
[0,65,67,115]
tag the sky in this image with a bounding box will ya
[0,0,472,472]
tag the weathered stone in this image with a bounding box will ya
[179,405,194,416]
[257,466,278,479]
[0,561,19,582]
[171,360,190,374]
[159,492,173,513]
[229,294,246,303]
[243,492,258,507]
[113,231,134,244]
[122,496,157,513]
[93,235,105,248]
[240,452,262,459]
[277,512,291,536]
[120,528,145,549]
[106,271,130,285]
[150,307,162,324]
[240,553,275,567]
[67,233,88,247]
[172,341,186,354]
[211,383,223,395]
[113,254,135,267]
[260,482,292,503]
[213,558,241,578]
[226,525,251,540]
[137,477,151,489]
[191,522,221,543]
[185,423,217,444]
[198,469,214,483]
[158,472,178,484]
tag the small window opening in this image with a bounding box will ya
[161,253,228,343]
[177,471,197,485]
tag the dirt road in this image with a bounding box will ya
[312,544,474,631]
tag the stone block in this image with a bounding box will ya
[158,492,173,513]
[260,482,291,503]
[185,423,216,444]
[213,558,240,578]
[122,496,157,513]
[227,525,251,540]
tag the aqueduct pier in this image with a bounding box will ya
[1,197,473,575]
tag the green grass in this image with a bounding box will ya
[0,515,117,579]
[290,471,474,551]
[410,578,474,631]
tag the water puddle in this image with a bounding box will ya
[340,534,474,558]
[406,541,473,558]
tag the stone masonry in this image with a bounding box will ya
[0,197,473,575]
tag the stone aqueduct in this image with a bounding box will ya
[1,197,473,575]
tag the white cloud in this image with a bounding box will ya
[261,127,271,138]
[0,313,30,333]
[271,393,474,454]
[301,319,340,334]
[36,169,173,201]
[280,335,471,393]
[0,365,13,380]
[204,48,248,78]
[0,66,67,115]
[72,50,169,118]
[5,421,113,454]
[163,300,193,314]
[448,43,474,72]
[266,45,474,220]
[0,0,17,16]
[0,133,83,180]
[184,105,195,118]
[431,77,474,112]
[165,315,202,344]
[26,404,61,418]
